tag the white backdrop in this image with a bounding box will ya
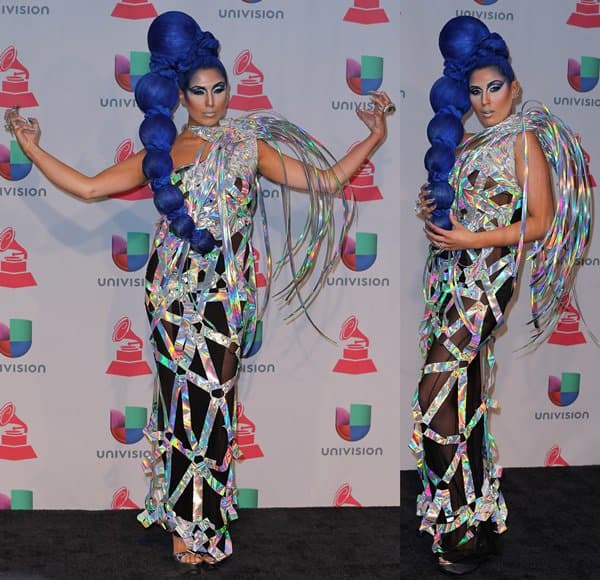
[1,0,599,514]
[0,0,400,511]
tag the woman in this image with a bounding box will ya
[5,11,393,568]
[411,16,591,575]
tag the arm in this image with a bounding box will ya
[5,109,146,201]
[256,91,391,192]
[425,132,554,250]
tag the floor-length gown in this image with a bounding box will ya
[137,123,259,562]
[136,115,351,561]
[411,109,592,556]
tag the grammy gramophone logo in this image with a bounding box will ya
[110,0,157,20]
[112,139,153,200]
[253,248,267,288]
[544,444,569,467]
[0,227,36,288]
[333,315,377,374]
[343,0,389,25]
[0,46,38,109]
[236,402,264,460]
[0,402,36,461]
[548,297,586,346]
[111,486,139,509]
[567,0,600,28]
[333,482,362,507]
[105,316,152,377]
[228,50,272,111]
[342,142,383,202]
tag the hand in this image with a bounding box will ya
[4,107,41,153]
[415,184,436,221]
[424,213,476,251]
[355,90,395,143]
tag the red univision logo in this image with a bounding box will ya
[343,1,389,24]
[0,227,36,287]
[0,46,38,109]
[111,0,157,20]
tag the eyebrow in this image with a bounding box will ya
[469,79,505,89]
[188,80,226,89]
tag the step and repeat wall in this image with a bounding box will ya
[399,0,600,475]
[0,1,401,510]
[2,0,599,513]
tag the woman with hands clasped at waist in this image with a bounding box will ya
[411,15,591,576]
[5,10,393,569]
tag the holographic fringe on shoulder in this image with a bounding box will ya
[219,113,355,350]
[459,103,593,346]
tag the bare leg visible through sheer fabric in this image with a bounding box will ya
[415,246,512,558]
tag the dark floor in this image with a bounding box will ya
[0,506,399,579]
[400,465,600,579]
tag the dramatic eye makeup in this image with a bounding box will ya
[188,81,227,96]
[469,79,506,96]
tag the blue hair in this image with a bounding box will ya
[135,11,228,253]
[424,16,514,229]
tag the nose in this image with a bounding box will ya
[480,90,490,106]
[205,91,215,107]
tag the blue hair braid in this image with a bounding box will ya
[135,11,227,254]
[424,16,514,229]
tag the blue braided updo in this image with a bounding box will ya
[424,16,514,229]
[135,11,228,253]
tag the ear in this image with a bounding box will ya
[511,80,521,100]
[179,88,187,108]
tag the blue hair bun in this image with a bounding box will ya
[136,11,226,255]
[424,16,514,230]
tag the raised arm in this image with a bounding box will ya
[256,91,392,192]
[5,108,146,201]
[425,131,554,250]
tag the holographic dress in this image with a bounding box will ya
[410,108,591,555]
[137,115,351,561]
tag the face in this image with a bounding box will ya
[468,67,520,128]
[181,68,229,127]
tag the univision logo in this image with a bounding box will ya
[110,407,147,444]
[335,404,371,441]
[115,51,150,92]
[568,56,600,92]
[534,372,590,421]
[0,318,31,358]
[0,140,32,180]
[321,404,383,457]
[112,232,149,272]
[346,55,383,95]
[0,489,33,509]
[548,372,580,406]
[341,232,377,271]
